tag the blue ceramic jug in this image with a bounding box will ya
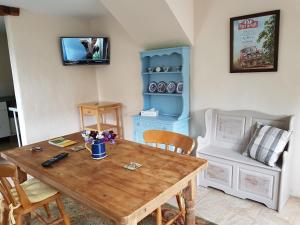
[85,141,107,160]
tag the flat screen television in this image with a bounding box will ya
[60,37,110,65]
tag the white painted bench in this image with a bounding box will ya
[196,109,294,211]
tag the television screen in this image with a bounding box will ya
[60,37,110,65]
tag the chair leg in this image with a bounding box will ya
[2,208,9,225]
[56,197,71,225]
[16,214,23,225]
[156,206,162,225]
[24,213,31,225]
[176,193,186,221]
[43,204,51,218]
[176,194,183,211]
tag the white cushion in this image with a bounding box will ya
[244,123,291,167]
[11,178,58,203]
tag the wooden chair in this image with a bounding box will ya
[143,130,195,225]
[0,163,71,225]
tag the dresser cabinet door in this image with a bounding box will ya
[205,161,233,188]
[133,120,144,143]
[238,168,274,199]
[133,118,172,143]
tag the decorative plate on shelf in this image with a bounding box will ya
[175,66,182,72]
[155,66,162,72]
[163,66,170,72]
[166,81,177,93]
[157,81,167,93]
[147,67,153,73]
[148,82,158,93]
[176,82,183,93]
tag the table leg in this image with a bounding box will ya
[79,107,84,130]
[17,167,27,183]
[115,108,120,138]
[2,207,9,225]
[184,179,196,225]
[116,106,123,139]
[96,111,101,131]
[24,213,31,225]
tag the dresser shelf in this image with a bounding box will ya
[143,92,182,97]
[143,72,182,75]
[133,47,190,143]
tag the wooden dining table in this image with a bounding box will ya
[1,132,207,225]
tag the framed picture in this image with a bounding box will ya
[230,10,280,73]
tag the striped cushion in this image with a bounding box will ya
[244,123,291,167]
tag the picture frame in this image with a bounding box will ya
[230,10,280,73]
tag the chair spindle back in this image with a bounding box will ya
[0,163,31,208]
[143,130,195,155]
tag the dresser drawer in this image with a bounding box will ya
[134,120,169,131]
[82,108,97,116]
[238,168,274,199]
[205,161,233,188]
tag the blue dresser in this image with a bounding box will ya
[133,47,190,143]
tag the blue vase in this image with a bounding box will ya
[91,141,107,160]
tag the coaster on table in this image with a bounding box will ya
[70,145,85,152]
[123,162,142,171]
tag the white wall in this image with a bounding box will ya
[92,0,300,197]
[4,0,300,197]
[5,11,98,144]
[100,0,191,49]
[192,0,300,197]
[0,30,14,97]
[165,0,194,44]
[90,15,142,140]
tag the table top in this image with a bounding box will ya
[1,133,207,223]
[78,101,122,109]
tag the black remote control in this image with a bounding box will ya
[42,152,69,168]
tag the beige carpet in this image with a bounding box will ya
[31,196,216,225]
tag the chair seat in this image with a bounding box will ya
[11,178,58,203]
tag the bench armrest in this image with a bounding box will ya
[281,150,289,171]
[197,136,209,150]
[197,109,213,151]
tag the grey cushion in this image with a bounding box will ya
[244,123,291,167]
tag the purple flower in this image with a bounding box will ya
[82,129,116,144]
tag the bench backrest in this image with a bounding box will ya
[205,109,294,152]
